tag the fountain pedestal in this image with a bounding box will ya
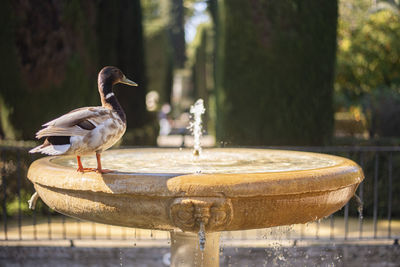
[27,148,364,266]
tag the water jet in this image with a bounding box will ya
[189,99,205,157]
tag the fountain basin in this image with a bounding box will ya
[27,148,364,233]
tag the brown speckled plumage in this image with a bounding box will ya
[29,66,138,173]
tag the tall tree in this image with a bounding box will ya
[0,0,99,140]
[97,0,147,132]
[0,0,150,143]
[216,0,338,145]
[168,0,186,68]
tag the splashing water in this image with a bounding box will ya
[189,99,205,156]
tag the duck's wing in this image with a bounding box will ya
[35,107,111,139]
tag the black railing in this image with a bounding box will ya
[0,146,399,244]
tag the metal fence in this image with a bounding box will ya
[1,145,399,245]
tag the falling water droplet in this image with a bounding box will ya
[162,253,171,266]
[119,248,123,267]
[354,194,364,220]
[198,221,206,251]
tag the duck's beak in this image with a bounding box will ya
[120,76,138,86]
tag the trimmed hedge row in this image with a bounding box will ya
[215,0,338,145]
[0,0,152,145]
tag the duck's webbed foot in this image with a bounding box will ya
[76,167,114,173]
[75,154,114,173]
[76,167,97,173]
[76,155,97,173]
[95,152,114,173]
[95,168,114,174]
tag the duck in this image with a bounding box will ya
[29,66,138,173]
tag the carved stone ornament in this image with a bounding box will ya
[169,197,233,232]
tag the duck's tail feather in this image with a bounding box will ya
[29,144,70,155]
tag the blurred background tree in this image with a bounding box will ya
[142,0,173,105]
[0,0,154,144]
[215,0,338,145]
[0,0,98,140]
[335,0,400,139]
[1,0,400,146]
[97,0,153,145]
[169,0,187,69]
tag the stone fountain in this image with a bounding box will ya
[27,148,363,266]
[27,99,364,266]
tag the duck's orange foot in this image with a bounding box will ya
[95,168,114,174]
[77,167,114,174]
[76,167,97,173]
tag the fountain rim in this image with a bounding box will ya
[27,148,364,198]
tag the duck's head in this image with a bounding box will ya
[98,66,138,88]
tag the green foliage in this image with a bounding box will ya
[0,0,155,145]
[144,28,173,104]
[141,0,177,106]
[0,147,36,217]
[335,8,400,138]
[142,0,186,69]
[168,0,186,68]
[0,146,58,217]
[336,10,400,102]
[97,0,149,140]
[0,96,18,139]
[141,0,170,34]
[372,0,400,15]
[216,0,337,145]
[0,0,24,140]
[0,1,98,140]
[6,189,38,217]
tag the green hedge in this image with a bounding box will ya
[0,0,99,140]
[216,0,338,145]
[144,28,173,104]
[0,0,154,145]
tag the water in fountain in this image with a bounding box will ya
[189,99,205,156]
[55,148,339,174]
